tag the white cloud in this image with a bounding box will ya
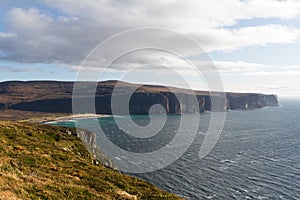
[0,32,16,38]
[213,61,271,72]
[1,1,300,64]
[243,70,300,76]
[209,25,300,51]
[43,0,300,28]
[0,66,42,72]
[282,65,300,70]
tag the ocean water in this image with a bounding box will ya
[51,100,300,199]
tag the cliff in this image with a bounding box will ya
[0,121,181,199]
[0,80,278,115]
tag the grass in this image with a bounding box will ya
[0,121,181,200]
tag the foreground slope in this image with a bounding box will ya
[0,121,181,200]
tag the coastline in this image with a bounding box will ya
[41,113,111,124]
[0,110,111,123]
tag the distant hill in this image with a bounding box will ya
[0,80,278,115]
[0,121,181,199]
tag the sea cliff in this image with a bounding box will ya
[0,80,278,115]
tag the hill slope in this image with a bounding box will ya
[0,121,181,199]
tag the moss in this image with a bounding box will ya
[0,121,181,200]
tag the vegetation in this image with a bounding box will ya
[0,121,181,199]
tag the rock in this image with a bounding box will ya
[62,147,70,152]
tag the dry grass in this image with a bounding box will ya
[0,110,66,121]
[0,121,181,200]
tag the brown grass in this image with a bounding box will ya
[0,121,182,200]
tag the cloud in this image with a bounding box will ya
[0,32,16,38]
[43,0,300,28]
[68,57,300,80]
[282,65,300,70]
[195,25,300,51]
[213,61,271,72]
[0,7,96,63]
[243,70,300,76]
[1,0,300,65]
[0,66,42,72]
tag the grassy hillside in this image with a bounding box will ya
[0,121,181,200]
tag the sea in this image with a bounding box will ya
[50,99,300,199]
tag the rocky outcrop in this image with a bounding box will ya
[265,94,279,106]
[0,103,6,110]
[64,129,117,169]
[0,80,279,114]
[225,93,279,110]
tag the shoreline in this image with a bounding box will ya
[42,113,111,124]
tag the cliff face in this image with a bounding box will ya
[0,80,278,114]
[226,93,279,110]
[0,103,5,110]
[265,95,279,106]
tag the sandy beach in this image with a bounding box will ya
[42,113,111,123]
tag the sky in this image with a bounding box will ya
[0,0,300,97]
